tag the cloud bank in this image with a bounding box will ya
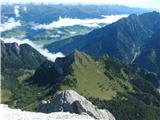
[0,18,21,32]
[14,5,20,17]
[23,6,27,12]
[1,37,64,61]
[33,14,128,30]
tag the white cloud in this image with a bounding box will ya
[23,6,27,12]
[14,5,20,17]
[33,14,128,30]
[70,31,76,35]
[50,34,60,38]
[1,37,64,62]
[0,18,21,32]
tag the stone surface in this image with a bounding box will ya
[0,104,94,120]
[37,90,115,120]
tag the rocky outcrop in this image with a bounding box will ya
[0,104,94,120]
[37,90,115,120]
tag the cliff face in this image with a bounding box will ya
[37,90,115,120]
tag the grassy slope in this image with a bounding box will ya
[61,52,134,100]
[1,89,12,103]
[60,51,160,120]
[1,42,49,110]
[3,51,160,120]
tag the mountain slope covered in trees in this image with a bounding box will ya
[3,47,160,120]
[46,12,160,74]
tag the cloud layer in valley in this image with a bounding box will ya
[0,18,21,32]
[14,5,20,17]
[33,14,128,30]
[1,37,64,61]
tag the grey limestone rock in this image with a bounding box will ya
[37,90,115,120]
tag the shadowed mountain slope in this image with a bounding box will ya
[46,12,160,74]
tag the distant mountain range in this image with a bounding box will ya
[1,10,160,120]
[2,41,160,120]
[1,4,151,45]
[46,12,160,74]
[2,4,151,24]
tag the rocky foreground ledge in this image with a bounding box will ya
[0,104,94,120]
[37,90,115,120]
[0,90,115,120]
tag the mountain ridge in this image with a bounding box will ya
[46,12,160,74]
[2,46,160,120]
[1,40,47,69]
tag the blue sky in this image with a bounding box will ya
[1,0,160,9]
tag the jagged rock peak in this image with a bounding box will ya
[54,51,93,76]
[37,90,115,120]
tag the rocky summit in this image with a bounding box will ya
[37,90,115,120]
[0,104,94,120]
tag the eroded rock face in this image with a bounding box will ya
[37,90,115,120]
